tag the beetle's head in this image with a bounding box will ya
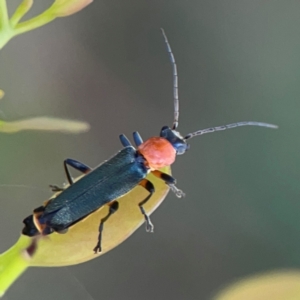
[160,126,190,155]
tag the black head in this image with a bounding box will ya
[160,126,190,155]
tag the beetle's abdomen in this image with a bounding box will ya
[22,215,39,236]
[22,205,54,236]
[138,137,176,170]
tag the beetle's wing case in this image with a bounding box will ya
[39,146,149,229]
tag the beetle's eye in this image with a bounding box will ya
[160,126,171,138]
[176,143,189,155]
[177,148,184,155]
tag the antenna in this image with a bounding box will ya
[161,28,179,130]
[184,121,278,140]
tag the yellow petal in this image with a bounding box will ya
[214,271,300,300]
[0,167,170,295]
[50,0,93,17]
[30,167,171,266]
[0,117,90,133]
[0,90,4,100]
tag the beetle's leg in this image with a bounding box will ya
[49,185,64,192]
[138,179,155,232]
[94,201,119,253]
[133,131,143,146]
[56,228,68,234]
[49,159,92,191]
[119,134,132,147]
[64,158,92,185]
[151,170,185,198]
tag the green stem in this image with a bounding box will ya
[0,30,12,49]
[10,0,34,27]
[0,0,9,31]
[0,0,13,49]
[0,235,34,297]
[14,10,55,36]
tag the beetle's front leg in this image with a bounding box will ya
[151,170,185,198]
[93,201,119,253]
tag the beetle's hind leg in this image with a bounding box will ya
[64,159,92,185]
[138,179,155,232]
[94,201,119,253]
[49,159,92,191]
[152,170,185,198]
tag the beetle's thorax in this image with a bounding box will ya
[137,137,176,170]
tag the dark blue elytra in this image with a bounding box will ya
[38,147,147,231]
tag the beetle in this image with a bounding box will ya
[22,29,277,253]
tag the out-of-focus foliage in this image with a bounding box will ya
[0,117,90,133]
[0,93,90,134]
[214,271,300,300]
[0,0,93,133]
[50,0,93,17]
[0,0,93,49]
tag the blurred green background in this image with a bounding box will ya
[0,0,299,299]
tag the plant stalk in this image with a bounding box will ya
[0,0,13,49]
[14,11,55,36]
[0,0,9,31]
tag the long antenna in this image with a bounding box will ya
[161,28,179,130]
[184,121,278,140]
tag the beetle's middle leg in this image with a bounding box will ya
[138,179,155,232]
[50,159,92,192]
[93,201,119,253]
